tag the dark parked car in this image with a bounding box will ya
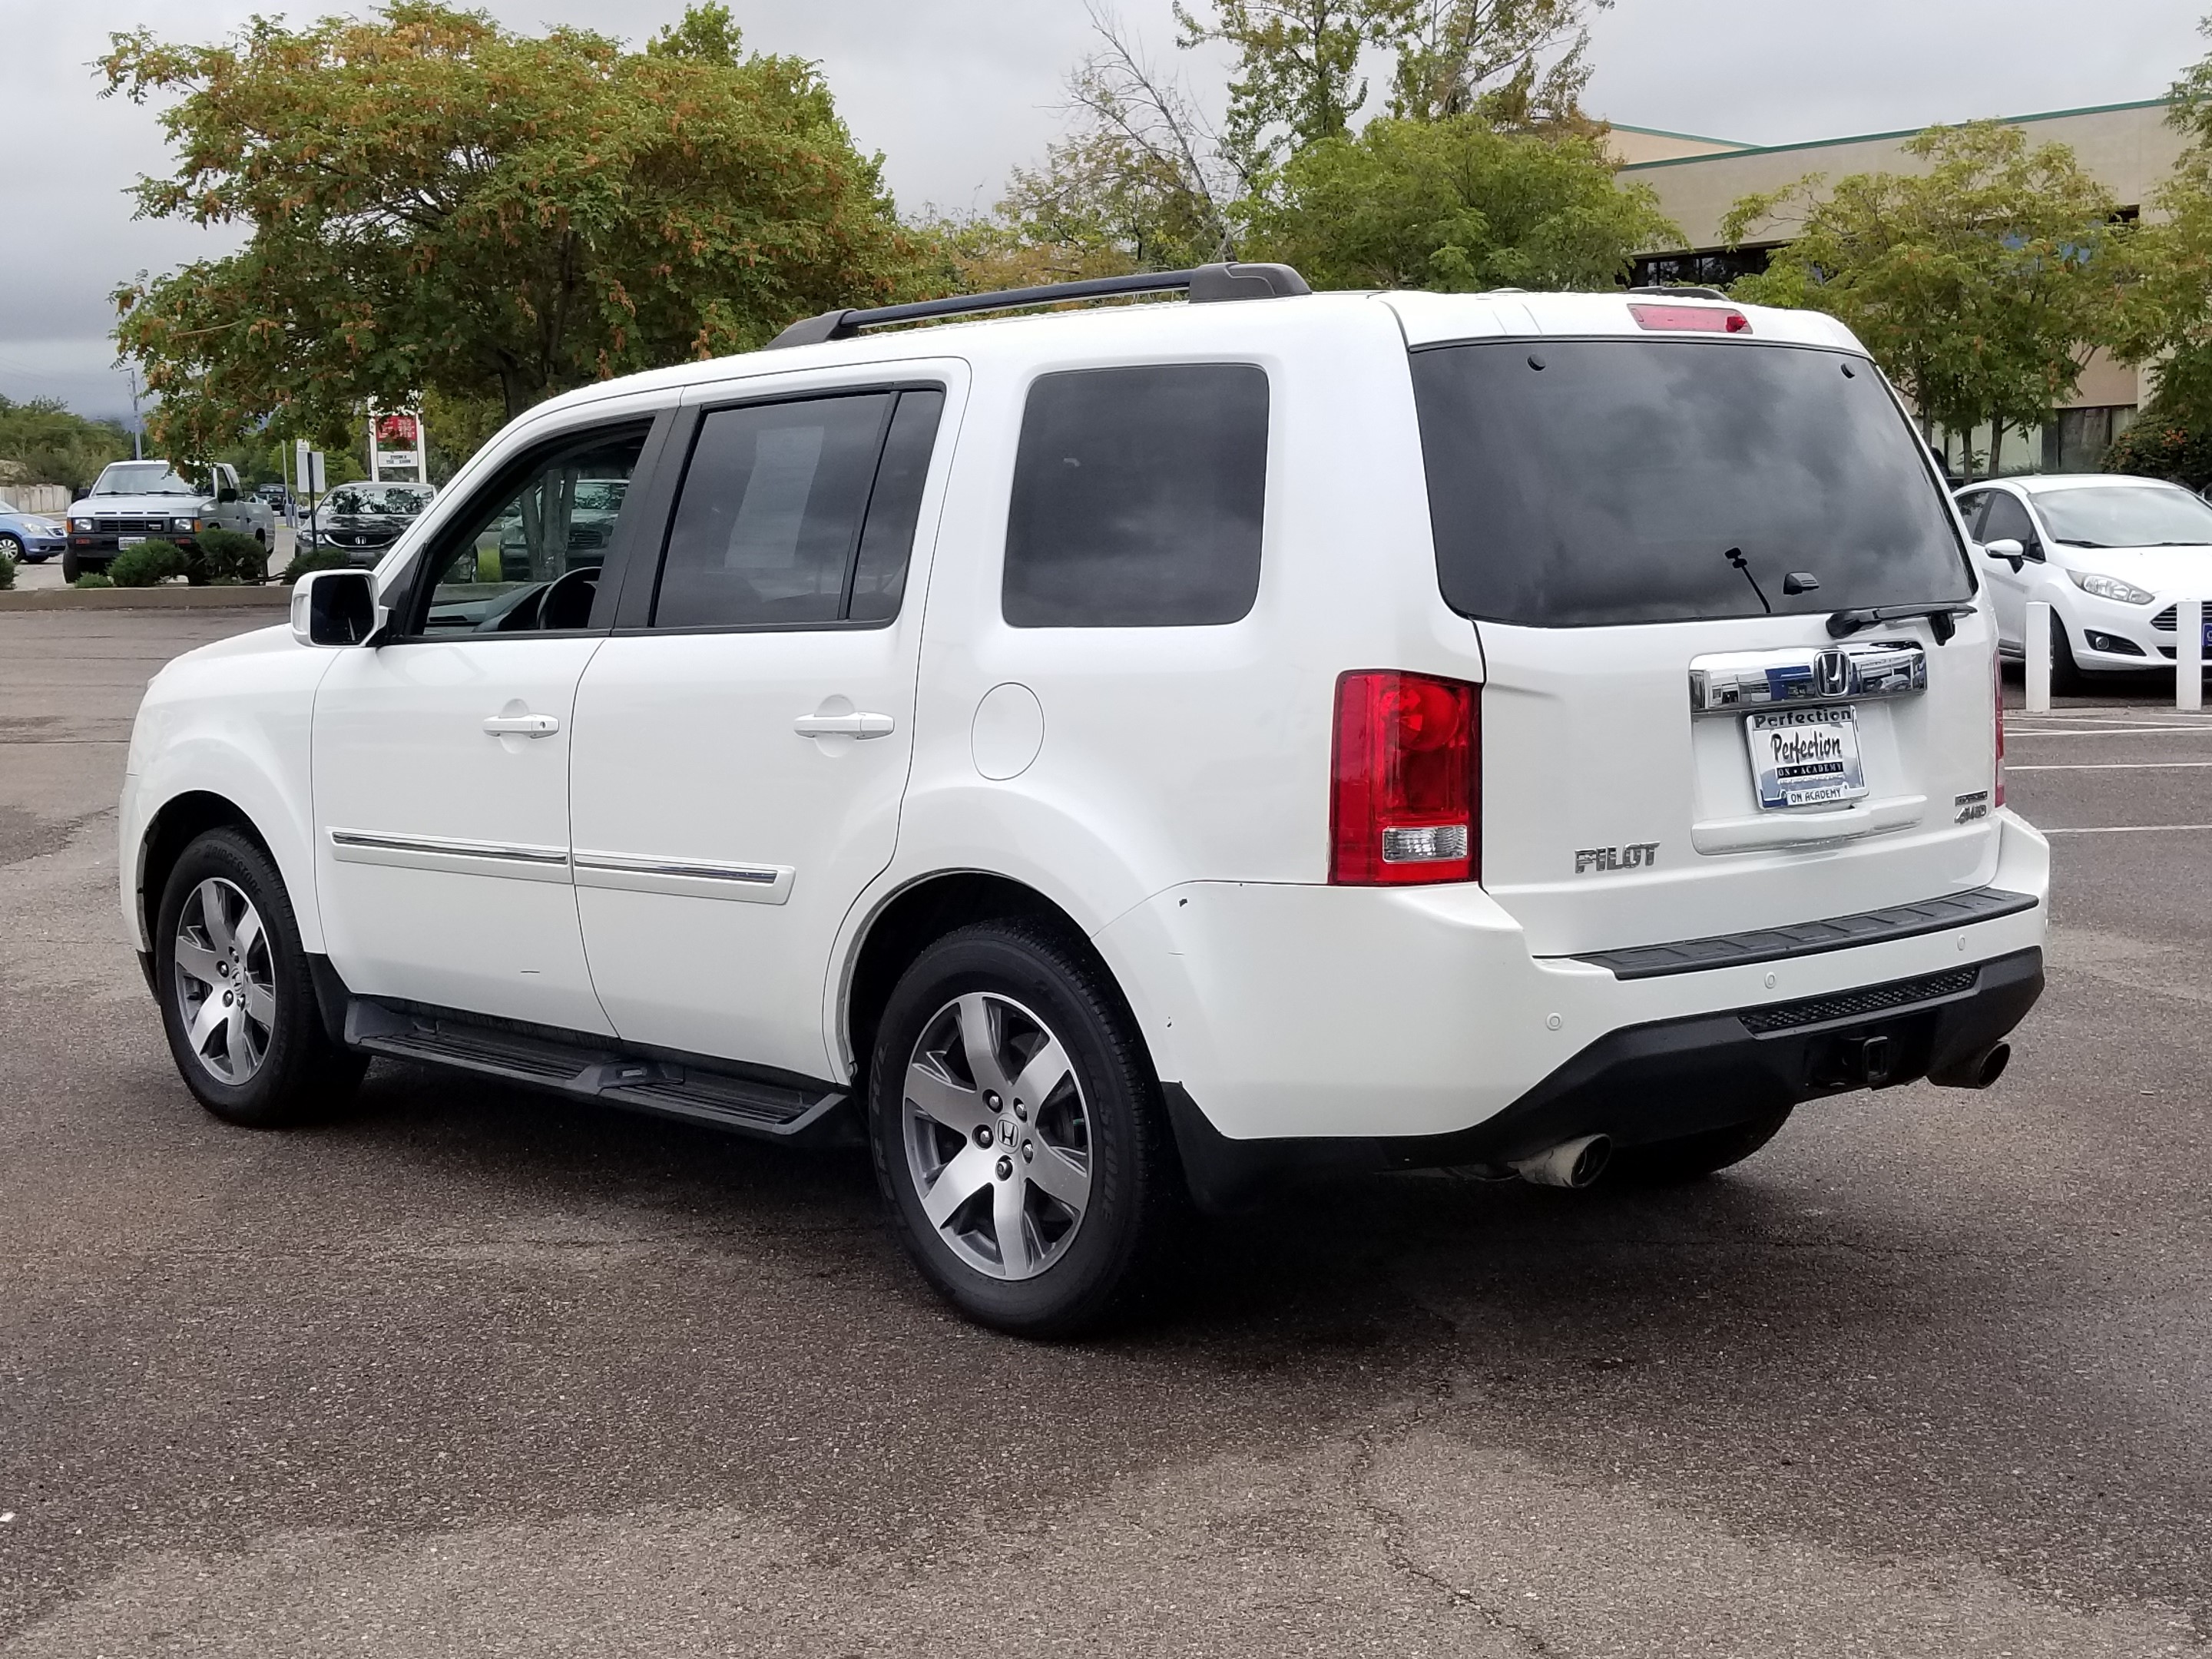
[298,482,437,565]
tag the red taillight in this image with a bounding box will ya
[1629,303,1751,334]
[1993,651,2006,809]
[1330,671,1479,886]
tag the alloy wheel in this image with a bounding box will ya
[172,876,276,1085]
[902,991,1092,1280]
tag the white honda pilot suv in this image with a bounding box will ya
[122,265,2048,1334]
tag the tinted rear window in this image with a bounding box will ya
[1004,364,1267,628]
[1411,339,1972,628]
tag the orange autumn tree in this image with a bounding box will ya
[105,3,923,455]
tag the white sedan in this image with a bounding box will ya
[1956,474,2212,691]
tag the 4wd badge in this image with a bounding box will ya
[1576,843,1660,874]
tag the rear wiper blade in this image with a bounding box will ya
[1826,601,1975,643]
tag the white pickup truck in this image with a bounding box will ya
[65,460,276,581]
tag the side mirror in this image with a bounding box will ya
[1982,537,2026,572]
[217,487,240,503]
[290,568,386,647]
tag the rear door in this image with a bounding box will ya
[568,371,956,1078]
[1407,329,1999,959]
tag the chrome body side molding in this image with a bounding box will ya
[571,849,796,905]
[328,828,573,883]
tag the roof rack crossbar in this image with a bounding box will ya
[767,261,1311,349]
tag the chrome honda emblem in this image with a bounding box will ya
[1814,648,1853,698]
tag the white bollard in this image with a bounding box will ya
[2181,598,2204,714]
[2025,600,2052,713]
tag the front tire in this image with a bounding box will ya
[154,828,366,1127]
[0,533,22,563]
[2048,611,2088,697]
[61,548,82,583]
[869,920,1181,1336]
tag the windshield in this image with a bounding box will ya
[2035,484,2212,549]
[1411,339,1972,627]
[93,462,197,496]
[325,484,433,517]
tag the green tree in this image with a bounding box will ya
[2108,17,2212,460]
[1174,0,1373,170]
[1724,122,2125,478]
[1245,114,1675,290]
[104,2,922,457]
[1371,0,1612,131]
[0,396,132,492]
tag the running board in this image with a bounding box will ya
[343,999,848,1141]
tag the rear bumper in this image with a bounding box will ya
[1165,945,2041,1211]
[1093,811,2048,1181]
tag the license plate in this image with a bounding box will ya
[1745,706,1868,810]
[117,535,145,548]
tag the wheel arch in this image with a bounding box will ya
[135,790,283,954]
[838,872,1093,1095]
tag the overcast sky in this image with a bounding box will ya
[0,0,2200,420]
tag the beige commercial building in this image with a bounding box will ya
[1605,101,2190,474]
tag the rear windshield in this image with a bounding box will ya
[1410,339,1972,628]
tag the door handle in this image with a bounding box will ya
[483,713,560,737]
[793,712,895,739]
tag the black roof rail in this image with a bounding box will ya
[1627,284,1732,301]
[767,261,1313,350]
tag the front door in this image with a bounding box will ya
[570,377,953,1078]
[1977,489,2040,653]
[313,419,657,1031]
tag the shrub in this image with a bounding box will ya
[188,526,269,584]
[283,548,351,583]
[2104,415,2212,494]
[0,547,15,591]
[72,571,114,588]
[108,539,189,587]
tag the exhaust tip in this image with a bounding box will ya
[1975,1042,2011,1088]
[1511,1133,1612,1190]
[1931,1041,2012,1090]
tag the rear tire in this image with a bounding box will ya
[154,828,366,1128]
[868,919,1181,1337]
[1611,1108,1790,1186]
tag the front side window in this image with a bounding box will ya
[1411,339,1973,627]
[409,425,649,636]
[652,387,945,630]
[1003,364,1269,628]
[1980,492,2038,555]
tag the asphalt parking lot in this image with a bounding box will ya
[2,608,2208,1657]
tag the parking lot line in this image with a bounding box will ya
[2008,761,2212,771]
[2041,823,2212,835]
[2008,725,2212,737]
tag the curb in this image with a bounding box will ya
[0,585,293,612]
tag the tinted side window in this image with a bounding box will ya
[657,394,889,628]
[1981,492,2037,552]
[1003,365,1268,628]
[1955,492,1989,539]
[849,389,945,624]
[410,425,648,637]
